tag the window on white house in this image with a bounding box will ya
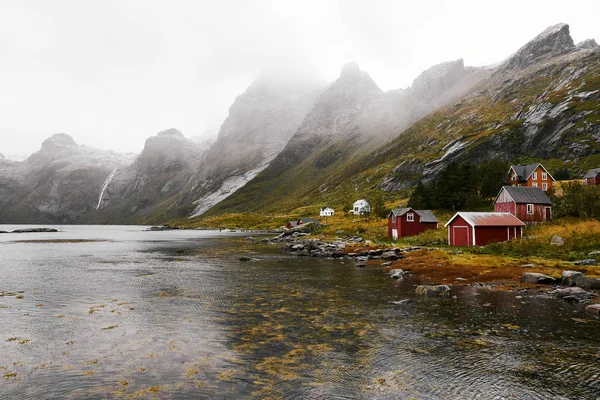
[407,213,414,222]
[532,172,537,180]
[542,182,548,191]
[532,182,538,187]
[542,172,547,180]
[527,204,534,215]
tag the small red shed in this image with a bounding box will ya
[388,208,438,239]
[494,186,552,223]
[445,212,525,247]
[584,168,600,185]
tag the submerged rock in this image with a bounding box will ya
[389,269,405,279]
[239,256,252,262]
[415,285,451,297]
[521,272,556,285]
[553,287,597,303]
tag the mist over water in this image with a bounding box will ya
[0,226,598,398]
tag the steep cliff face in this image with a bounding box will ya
[92,129,210,222]
[190,72,324,216]
[206,60,484,214]
[0,134,133,223]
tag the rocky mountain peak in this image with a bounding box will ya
[410,59,467,100]
[577,38,599,51]
[40,133,77,151]
[156,128,185,139]
[500,23,575,72]
[0,153,4,159]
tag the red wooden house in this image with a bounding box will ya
[388,208,438,239]
[508,163,554,191]
[494,186,552,223]
[584,168,600,185]
[445,212,525,247]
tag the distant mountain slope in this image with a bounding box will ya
[204,23,600,217]
[0,134,133,223]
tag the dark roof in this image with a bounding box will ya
[298,217,318,224]
[584,168,600,179]
[497,186,552,205]
[445,212,525,227]
[509,163,554,182]
[389,208,438,223]
[510,164,539,182]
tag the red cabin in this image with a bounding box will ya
[388,208,438,239]
[494,186,552,223]
[445,212,525,247]
[584,168,600,185]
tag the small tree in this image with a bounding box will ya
[372,194,389,219]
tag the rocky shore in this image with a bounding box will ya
[257,223,600,317]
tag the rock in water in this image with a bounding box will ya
[389,269,405,279]
[415,285,451,297]
[554,287,597,302]
[521,272,556,285]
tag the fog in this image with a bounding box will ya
[1,0,598,159]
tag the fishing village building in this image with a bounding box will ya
[445,212,525,247]
[494,186,552,223]
[387,208,438,239]
[508,163,554,191]
[584,168,600,185]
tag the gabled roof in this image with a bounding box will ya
[353,199,369,205]
[495,186,552,205]
[320,206,333,210]
[508,163,555,182]
[298,217,318,224]
[584,168,600,179]
[389,208,438,223]
[445,212,525,227]
[287,221,298,227]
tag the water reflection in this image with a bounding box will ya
[0,226,598,399]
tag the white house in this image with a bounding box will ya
[352,199,371,215]
[319,207,335,217]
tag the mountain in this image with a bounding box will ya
[202,23,600,217]
[0,134,133,223]
[189,71,325,216]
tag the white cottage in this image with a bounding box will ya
[320,207,335,217]
[352,199,371,215]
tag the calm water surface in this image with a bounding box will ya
[0,225,599,399]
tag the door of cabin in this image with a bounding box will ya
[392,229,398,240]
[452,226,470,246]
[545,207,552,220]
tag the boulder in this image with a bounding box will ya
[415,285,451,297]
[522,264,536,269]
[389,269,405,279]
[574,276,600,290]
[521,272,556,285]
[584,304,600,316]
[381,251,400,260]
[554,287,597,303]
[550,235,565,246]
[574,259,597,266]
[561,270,584,286]
[380,262,392,268]
[239,256,252,262]
[588,250,600,257]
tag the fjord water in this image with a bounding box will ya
[0,226,598,399]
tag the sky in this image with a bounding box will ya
[1,0,599,159]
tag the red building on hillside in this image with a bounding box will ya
[388,208,438,239]
[508,163,554,191]
[494,186,552,223]
[584,168,600,185]
[445,212,525,247]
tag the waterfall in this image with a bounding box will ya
[96,168,117,210]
